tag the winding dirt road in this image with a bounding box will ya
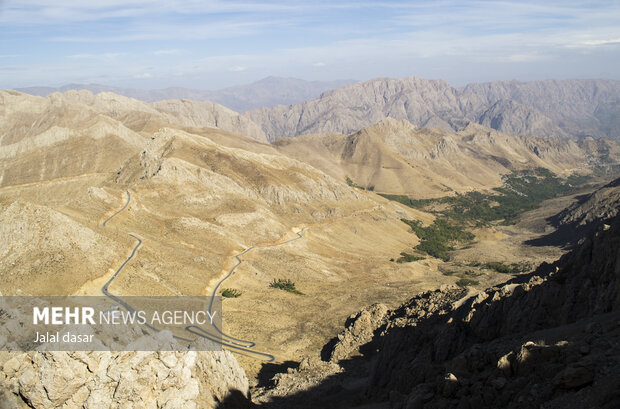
[101,190,276,361]
[100,190,383,361]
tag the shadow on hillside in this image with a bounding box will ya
[215,216,619,408]
[527,177,620,248]
[525,193,592,248]
[215,353,377,408]
[214,389,253,408]
[213,270,559,408]
[524,219,594,248]
[256,360,298,388]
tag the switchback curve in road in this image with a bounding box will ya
[100,190,276,361]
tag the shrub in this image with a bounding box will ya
[416,240,452,261]
[456,278,479,287]
[270,278,303,295]
[345,176,364,189]
[221,288,242,298]
[481,261,532,274]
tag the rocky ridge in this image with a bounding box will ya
[551,177,620,230]
[62,90,268,143]
[245,77,620,141]
[0,296,250,408]
[0,201,124,295]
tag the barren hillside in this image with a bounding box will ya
[275,118,620,197]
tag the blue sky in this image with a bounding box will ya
[1,0,619,89]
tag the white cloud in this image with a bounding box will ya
[229,66,247,72]
[154,49,181,55]
[48,20,282,43]
[574,38,620,47]
[66,53,125,60]
[133,72,152,78]
[0,1,392,25]
[0,1,331,26]
[312,62,326,67]
[485,53,552,63]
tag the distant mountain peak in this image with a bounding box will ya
[14,77,356,113]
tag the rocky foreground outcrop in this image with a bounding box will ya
[367,212,620,408]
[0,348,249,409]
[254,207,620,408]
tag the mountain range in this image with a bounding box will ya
[2,76,620,408]
[5,89,617,198]
[18,77,620,143]
[245,77,620,141]
[14,77,355,113]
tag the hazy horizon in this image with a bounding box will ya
[11,74,620,94]
[1,1,620,89]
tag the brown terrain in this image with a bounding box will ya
[1,83,619,408]
[275,118,619,197]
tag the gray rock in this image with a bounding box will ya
[245,77,620,141]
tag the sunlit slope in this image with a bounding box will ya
[275,118,620,197]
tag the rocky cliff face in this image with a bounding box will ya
[552,177,620,228]
[245,77,620,141]
[462,79,620,139]
[0,306,249,409]
[362,212,620,409]
[476,99,566,139]
[152,99,268,143]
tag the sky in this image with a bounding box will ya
[1,0,620,90]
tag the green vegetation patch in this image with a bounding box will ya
[440,267,481,287]
[383,168,590,262]
[456,278,480,287]
[378,193,432,209]
[346,176,364,190]
[221,288,242,298]
[396,252,425,263]
[346,176,375,191]
[469,261,532,275]
[401,218,474,261]
[383,168,591,226]
[269,278,304,295]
